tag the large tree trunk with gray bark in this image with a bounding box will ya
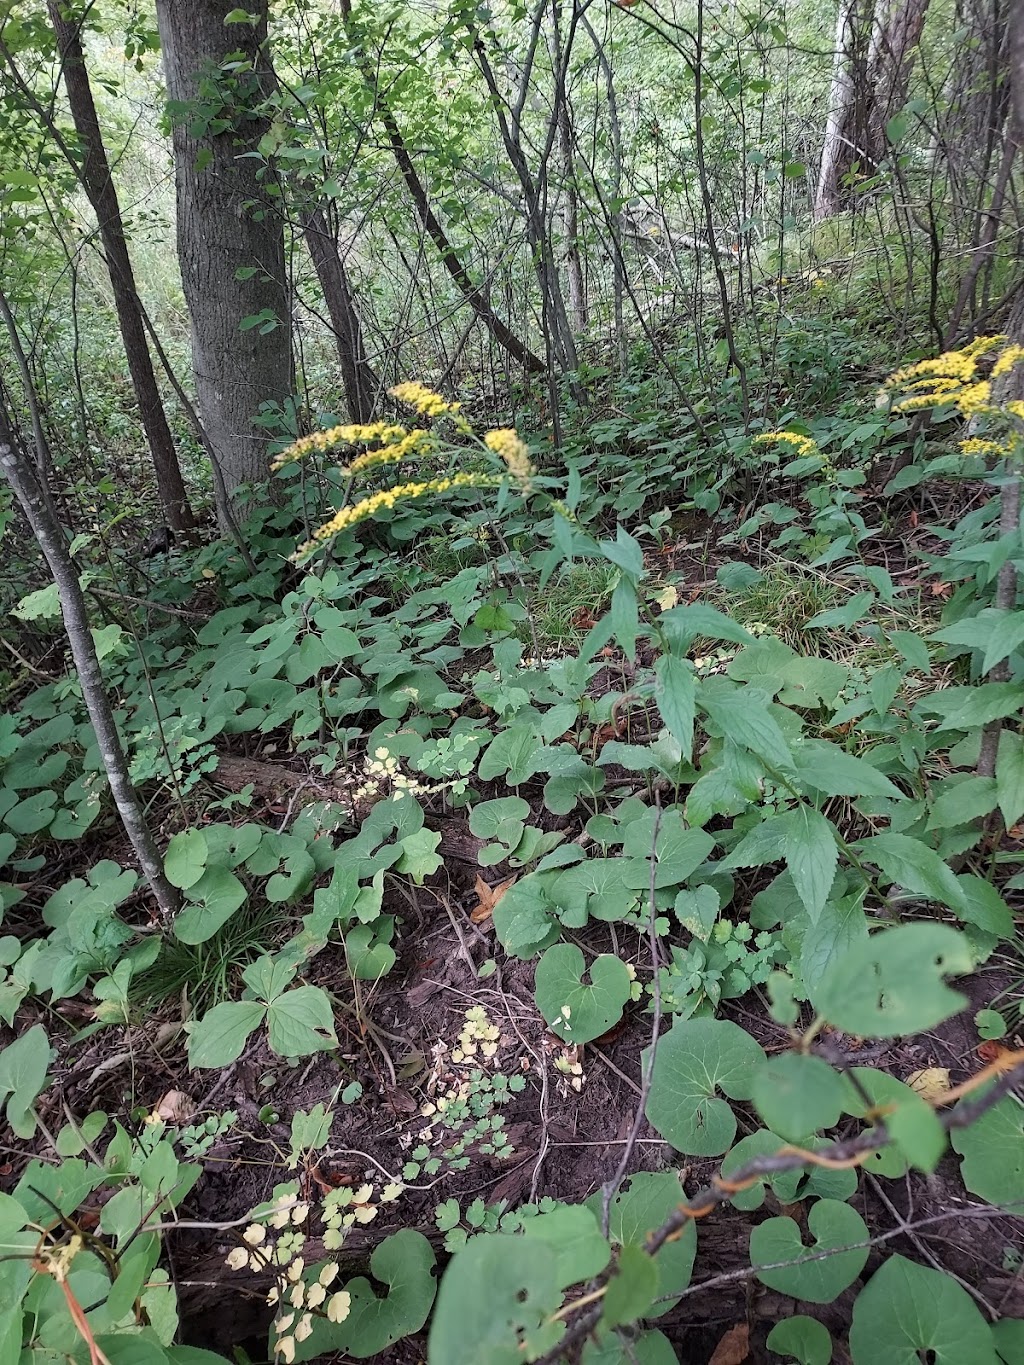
[155,0,291,527]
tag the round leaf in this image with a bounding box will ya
[534,944,630,1045]
[752,1054,846,1141]
[766,1316,833,1364]
[849,1256,998,1363]
[645,1017,766,1155]
[951,1092,1024,1205]
[164,829,209,891]
[750,1200,868,1303]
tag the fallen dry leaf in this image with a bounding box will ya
[654,584,679,612]
[906,1067,950,1102]
[152,1089,194,1124]
[930,581,952,599]
[470,874,517,924]
[708,1322,749,1365]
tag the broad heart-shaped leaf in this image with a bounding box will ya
[752,1053,846,1141]
[266,985,338,1057]
[854,832,967,913]
[841,1068,946,1176]
[655,653,696,756]
[172,867,247,944]
[586,1171,696,1315]
[812,923,972,1038]
[721,1131,857,1211]
[551,859,640,925]
[849,1256,999,1364]
[186,1000,265,1069]
[0,1024,52,1138]
[951,1090,1024,1205]
[750,1200,868,1303]
[427,1233,564,1365]
[394,827,442,884]
[766,1316,833,1365]
[621,809,715,889]
[645,1017,766,1155]
[534,944,631,1045]
[296,1230,436,1361]
[492,872,561,958]
[469,796,530,854]
[164,828,209,890]
[727,806,837,923]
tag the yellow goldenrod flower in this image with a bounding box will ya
[293,472,501,560]
[1007,400,1024,422]
[343,429,435,478]
[959,436,1009,457]
[390,381,461,418]
[992,343,1024,379]
[272,423,407,470]
[483,427,535,490]
[752,431,820,458]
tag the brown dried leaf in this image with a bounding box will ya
[153,1089,194,1124]
[708,1322,749,1365]
[906,1067,950,1102]
[470,874,517,924]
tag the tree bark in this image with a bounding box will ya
[0,417,179,917]
[814,0,861,220]
[155,0,292,528]
[863,0,931,168]
[301,206,377,423]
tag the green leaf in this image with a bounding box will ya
[644,1017,766,1155]
[766,1316,833,1364]
[267,985,337,1057]
[805,591,875,628]
[699,682,794,771]
[922,683,1024,731]
[621,810,715,889]
[534,944,631,1045]
[726,807,836,923]
[492,873,561,957]
[951,1092,1024,1205]
[655,654,695,755]
[164,829,209,890]
[849,1256,999,1363]
[428,1234,564,1364]
[752,1053,846,1141]
[186,1001,264,1069]
[993,1320,1024,1365]
[299,1230,436,1361]
[582,1328,677,1365]
[933,608,1024,673]
[996,731,1024,827]
[751,1200,868,1302]
[926,777,998,831]
[842,1068,946,1176]
[394,827,443,884]
[790,740,903,799]
[0,1024,52,1138]
[520,1204,610,1286]
[599,526,645,578]
[813,924,972,1037]
[973,1009,1006,1040]
[173,867,248,943]
[856,832,967,911]
[601,1244,658,1329]
[609,578,638,660]
[660,603,754,650]
[587,1171,696,1315]
[797,893,869,992]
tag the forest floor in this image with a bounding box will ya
[11,494,1024,1364]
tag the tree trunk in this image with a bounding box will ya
[0,414,179,918]
[47,1,194,531]
[815,0,862,220]
[863,0,932,168]
[155,0,291,528]
[301,206,377,423]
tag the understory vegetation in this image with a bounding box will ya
[1,0,1023,1362]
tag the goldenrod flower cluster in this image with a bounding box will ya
[271,422,408,471]
[344,428,435,478]
[883,335,1024,419]
[483,427,535,490]
[390,381,461,417]
[959,436,1011,458]
[753,431,820,458]
[294,471,500,559]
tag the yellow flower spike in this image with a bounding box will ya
[483,427,535,489]
[390,381,461,418]
[343,429,435,478]
[271,423,408,471]
[752,431,820,458]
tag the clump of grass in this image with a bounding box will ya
[131,901,283,1015]
[720,564,842,649]
[535,562,620,649]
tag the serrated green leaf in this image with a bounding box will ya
[655,654,695,755]
[856,832,966,911]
